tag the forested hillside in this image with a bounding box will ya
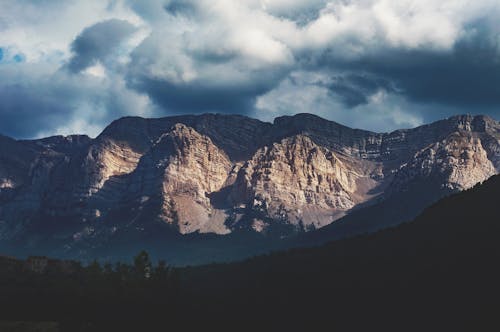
[1,175,499,330]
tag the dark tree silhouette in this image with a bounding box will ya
[133,250,152,280]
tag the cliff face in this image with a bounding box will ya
[136,123,233,234]
[391,132,497,193]
[0,135,37,191]
[0,113,499,251]
[229,135,379,230]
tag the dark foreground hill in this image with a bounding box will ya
[177,174,500,329]
[1,174,499,330]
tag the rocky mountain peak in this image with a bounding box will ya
[23,135,92,153]
[390,131,497,194]
[169,122,192,133]
[130,124,233,234]
[152,123,205,152]
[228,133,380,230]
[445,114,492,132]
[0,113,499,254]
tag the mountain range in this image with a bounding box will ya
[3,163,499,330]
[175,168,500,331]
[0,113,499,263]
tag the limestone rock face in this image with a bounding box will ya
[80,139,143,199]
[136,124,233,234]
[392,132,497,192]
[230,135,377,228]
[0,113,499,250]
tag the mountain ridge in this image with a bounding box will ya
[0,112,499,262]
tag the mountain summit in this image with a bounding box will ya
[0,113,499,261]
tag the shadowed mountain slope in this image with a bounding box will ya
[0,113,499,263]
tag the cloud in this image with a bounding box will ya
[0,1,153,138]
[2,0,500,138]
[0,0,142,63]
[67,19,137,73]
[0,62,157,139]
[254,71,423,132]
[259,0,327,26]
[164,0,197,17]
[312,14,500,110]
[125,0,295,113]
[318,73,397,108]
[123,0,500,130]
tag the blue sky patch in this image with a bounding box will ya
[13,53,25,63]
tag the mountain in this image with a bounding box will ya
[0,113,499,262]
[3,172,499,331]
[175,173,500,330]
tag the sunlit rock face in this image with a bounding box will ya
[229,134,377,229]
[391,132,497,192]
[132,123,234,234]
[0,113,499,246]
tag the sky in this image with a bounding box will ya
[1,0,500,138]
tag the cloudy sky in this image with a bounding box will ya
[1,0,500,138]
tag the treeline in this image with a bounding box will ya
[0,251,180,331]
[176,174,500,330]
[1,175,500,331]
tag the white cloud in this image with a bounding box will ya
[0,0,144,63]
[1,0,500,138]
[255,71,423,132]
[84,62,107,78]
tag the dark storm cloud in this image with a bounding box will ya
[164,0,197,17]
[125,10,293,115]
[188,49,238,64]
[67,19,137,73]
[324,74,396,107]
[348,48,500,108]
[4,0,500,139]
[312,19,500,114]
[264,0,327,27]
[124,2,500,123]
[0,15,147,139]
[0,63,155,138]
[0,82,69,138]
[129,75,279,114]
